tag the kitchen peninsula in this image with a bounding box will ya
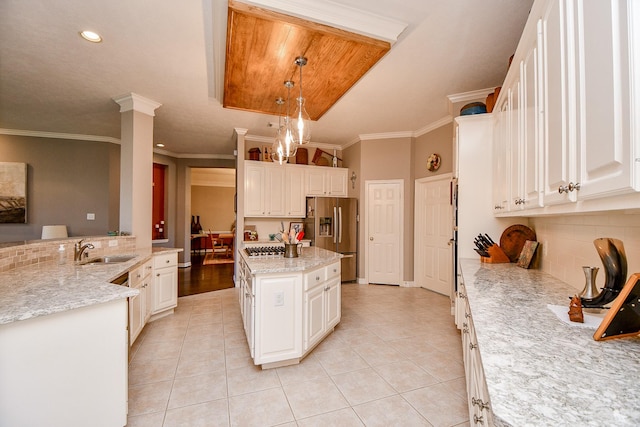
[239,246,342,368]
[0,237,181,427]
[456,259,640,426]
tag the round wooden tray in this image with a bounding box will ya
[500,224,536,262]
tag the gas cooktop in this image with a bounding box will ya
[244,246,285,257]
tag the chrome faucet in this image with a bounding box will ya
[74,239,95,261]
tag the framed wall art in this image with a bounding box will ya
[0,162,27,223]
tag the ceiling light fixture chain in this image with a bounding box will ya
[291,56,311,145]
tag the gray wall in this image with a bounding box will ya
[0,134,119,242]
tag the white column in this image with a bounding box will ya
[113,93,161,249]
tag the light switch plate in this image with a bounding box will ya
[87,213,95,220]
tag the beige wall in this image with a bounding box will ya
[191,185,236,232]
[360,136,414,283]
[414,122,454,180]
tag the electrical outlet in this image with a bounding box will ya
[274,291,284,306]
[108,240,118,247]
[87,213,95,220]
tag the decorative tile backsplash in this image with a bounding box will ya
[0,236,136,273]
[530,213,640,293]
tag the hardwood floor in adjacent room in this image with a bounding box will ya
[178,254,235,297]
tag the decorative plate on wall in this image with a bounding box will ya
[427,153,441,171]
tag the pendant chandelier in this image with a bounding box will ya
[291,56,311,145]
[272,81,298,164]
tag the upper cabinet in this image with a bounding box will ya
[244,161,349,218]
[494,0,640,216]
[305,167,348,197]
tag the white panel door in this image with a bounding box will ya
[367,181,402,285]
[415,175,453,296]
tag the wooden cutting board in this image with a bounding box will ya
[499,224,537,262]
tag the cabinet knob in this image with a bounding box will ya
[470,343,478,350]
[568,182,581,192]
[473,414,484,425]
[558,185,569,194]
[156,273,160,277]
[369,237,374,241]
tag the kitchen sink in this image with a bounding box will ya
[82,255,136,265]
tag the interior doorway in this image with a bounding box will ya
[365,180,403,285]
[180,167,236,296]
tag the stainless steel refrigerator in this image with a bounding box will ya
[304,197,358,282]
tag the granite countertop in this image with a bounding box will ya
[0,247,182,326]
[459,259,640,427]
[241,246,341,275]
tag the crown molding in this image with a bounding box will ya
[446,87,495,104]
[0,128,121,144]
[414,115,453,137]
[237,0,407,43]
[359,131,414,141]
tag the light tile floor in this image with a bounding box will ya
[126,284,469,427]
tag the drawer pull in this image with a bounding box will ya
[472,397,490,411]
[166,259,170,263]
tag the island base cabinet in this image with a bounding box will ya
[254,274,302,366]
[303,263,341,352]
[0,299,128,427]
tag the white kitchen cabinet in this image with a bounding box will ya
[0,299,129,427]
[240,253,341,368]
[492,93,510,213]
[244,161,307,217]
[570,0,636,200]
[304,167,348,197]
[245,162,267,216]
[151,252,178,318]
[540,0,574,206]
[521,21,544,210]
[494,23,544,213]
[239,257,255,357]
[286,166,306,216]
[455,275,494,426]
[303,262,341,352]
[129,259,152,345]
[494,0,640,215]
[253,273,302,366]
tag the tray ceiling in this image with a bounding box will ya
[223,0,390,120]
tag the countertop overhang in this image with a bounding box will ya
[459,259,640,426]
[0,247,182,325]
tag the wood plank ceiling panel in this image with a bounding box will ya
[224,0,391,120]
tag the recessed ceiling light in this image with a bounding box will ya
[79,30,102,43]
[156,143,165,148]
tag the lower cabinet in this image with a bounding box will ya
[304,263,341,352]
[129,259,152,345]
[129,252,179,346]
[151,252,178,317]
[456,277,494,426]
[241,259,341,367]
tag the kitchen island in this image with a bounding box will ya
[0,240,181,427]
[239,246,342,368]
[457,259,640,427]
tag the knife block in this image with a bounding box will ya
[480,244,511,263]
